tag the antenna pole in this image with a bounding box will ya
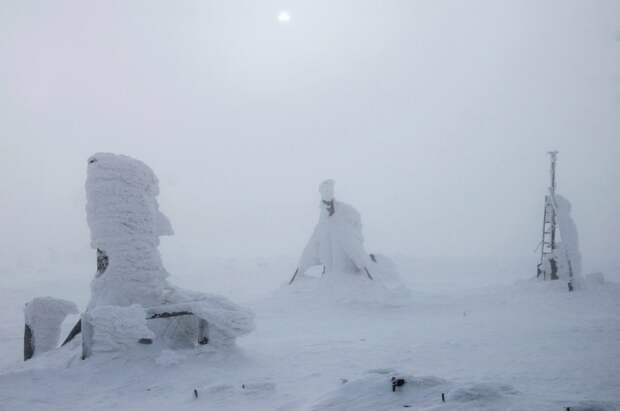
[548,150,558,195]
[547,151,558,251]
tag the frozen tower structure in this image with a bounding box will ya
[289,179,375,284]
[86,153,174,308]
[536,151,582,290]
[72,153,253,358]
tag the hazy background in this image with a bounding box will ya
[1,0,619,286]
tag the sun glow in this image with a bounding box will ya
[277,11,291,23]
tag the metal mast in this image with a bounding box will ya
[538,151,559,280]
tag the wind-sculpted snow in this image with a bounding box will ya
[2,277,620,410]
[310,373,523,411]
[159,288,255,345]
[366,254,409,293]
[24,297,78,356]
[555,194,583,280]
[84,153,254,351]
[282,269,412,307]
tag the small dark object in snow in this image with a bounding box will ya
[61,320,82,346]
[148,311,193,320]
[138,338,153,344]
[549,258,559,280]
[323,199,335,216]
[199,336,209,345]
[392,377,406,392]
[403,405,411,408]
[288,267,300,285]
[340,378,348,384]
[568,281,574,292]
[24,324,34,361]
[370,254,377,263]
[194,389,198,399]
[96,249,109,276]
[241,384,245,389]
[442,393,446,402]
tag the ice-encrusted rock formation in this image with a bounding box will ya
[84,153,253,350]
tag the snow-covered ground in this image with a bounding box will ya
[1,256,619,411]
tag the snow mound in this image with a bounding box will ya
[152,289,255,345]
[310,373,520,411]
[24,297,78,356]
[367,253,410,292]
[309,373,443,411]
[561,401,619,411]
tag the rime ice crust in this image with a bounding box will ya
[299,200,370,275]
[299,180,370,275]
[84,305,154,354]
[294,180,410,303]
[84,153,253,346]
[24,297,78,356]
[86,153,173,308]
[555,194,582,280]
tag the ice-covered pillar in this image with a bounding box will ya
[81,153,254,356]
[85,153,174,309]
[96,249,108,276]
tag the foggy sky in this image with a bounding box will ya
[1,1,619,276]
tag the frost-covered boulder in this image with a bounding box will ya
[24,297,78,359]
[83,153,253,354]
